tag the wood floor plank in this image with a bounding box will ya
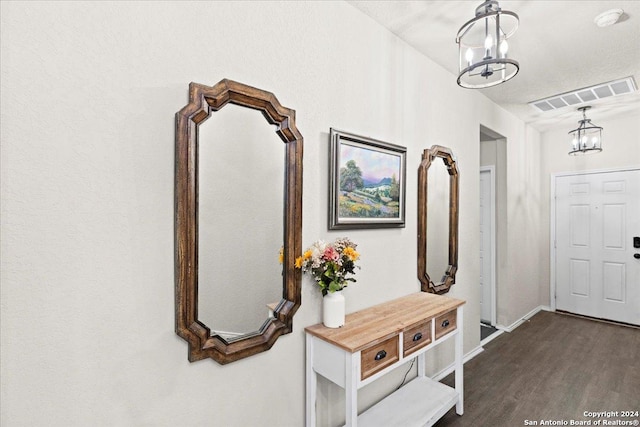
[435,311,640,426]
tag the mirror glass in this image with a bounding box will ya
[426,158,450,284]
[198,103,284,340]
[417,145,458,294]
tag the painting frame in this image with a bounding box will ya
[329,128,407,229]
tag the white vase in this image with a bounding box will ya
[323,291,345,328]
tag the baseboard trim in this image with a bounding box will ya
[496,305,552,333]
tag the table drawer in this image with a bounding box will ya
[361,335,399,380]
[403,320,432,357]
[435,309,457,340]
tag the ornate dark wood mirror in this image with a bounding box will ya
[417,145,459,294]
[175,79,303,364]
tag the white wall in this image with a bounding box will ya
[1,1,544,426]
[539,109,640,307]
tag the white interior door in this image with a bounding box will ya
[555,169,640,325]
[479,168,495,324]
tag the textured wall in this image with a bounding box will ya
[1,1,544,425]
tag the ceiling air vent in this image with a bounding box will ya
[529,77,637,112]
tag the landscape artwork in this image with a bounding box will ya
[329,129,406,229]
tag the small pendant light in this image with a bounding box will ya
[568,106,603,155]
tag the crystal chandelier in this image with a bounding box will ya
[568,106,603,155]
[456,0,519,89]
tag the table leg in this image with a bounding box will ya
[306,334,317,427]
[455,305,464,415]
[345,352,358,426]
[417,353,426,378]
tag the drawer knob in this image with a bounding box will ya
[413,332,423,342]
[374,350,387,361]
[441,319,450,328]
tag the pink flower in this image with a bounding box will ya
[323,246,340,262]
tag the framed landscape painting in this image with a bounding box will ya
[329,129,407,229]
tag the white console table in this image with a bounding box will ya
[305,292,465,427]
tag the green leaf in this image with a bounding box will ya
[329,281,342,293]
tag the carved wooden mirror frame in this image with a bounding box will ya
[417,145,459,294]
[175,79,303,364]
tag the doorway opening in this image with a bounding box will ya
[479,125,506,343]
[480,322,499,340]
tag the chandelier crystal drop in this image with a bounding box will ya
[568,106,603,155]
[456,0,519,89]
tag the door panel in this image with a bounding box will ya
[570,205,590,246]
[555,169,640,325]
[603,262,625,302]
[603,204,624,248]
[479,169,493,324]
[569,259,589,297]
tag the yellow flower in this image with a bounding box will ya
[303,250,312,260]
[343,247,359,261]
[278,247,284,264]
[295,256,304,268]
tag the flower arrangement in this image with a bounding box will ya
[294,237,360,296]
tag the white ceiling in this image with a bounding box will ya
[347,0,640,132]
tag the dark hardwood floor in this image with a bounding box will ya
[435,311,640,426]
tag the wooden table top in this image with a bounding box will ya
[305,292,465,352]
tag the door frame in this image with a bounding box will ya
[549,166,640,312]
[480,165,497,326]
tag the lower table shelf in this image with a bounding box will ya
[353,377,458,427]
